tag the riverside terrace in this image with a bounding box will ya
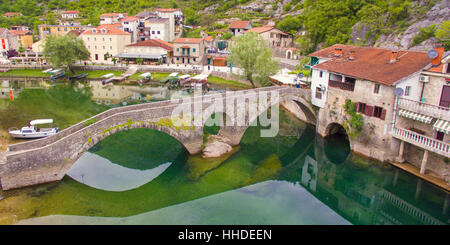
[0,86,314,190]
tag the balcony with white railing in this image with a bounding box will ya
[397,97,450,121]
[392,127,450,157]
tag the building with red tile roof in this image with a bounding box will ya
[3,12,22,18]
[80,26,131,64]
[173,37,206,65]
[61,10,80,19]
[116,39,174,64]
[228,20,252,36]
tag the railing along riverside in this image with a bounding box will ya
[397,97,450,121]
[393,127,450,157]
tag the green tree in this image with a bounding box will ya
[43,34,90,74]
[436,21,450,50]
[275,15,302,35]
[228,32,279,88]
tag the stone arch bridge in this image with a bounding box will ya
[0,86,314,190]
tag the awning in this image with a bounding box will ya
[433,119,450,134]
[398,109,433,124]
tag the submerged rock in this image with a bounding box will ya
[202,135,233,158]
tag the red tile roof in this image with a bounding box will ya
[4,12,22,16]
[205,36,213,42]
[174,38,204,44]
[229,20,250,29]
[98,23,122,29]
[62,10,79,14]
[120,16,138,22]
[66,29,84,36]
[9,30,30,36]
[82,26,129,35]
[126,39,173,51]
[155,8,180,13]
[245,25,274,34]
[100,13,127,18]
[310,44,431,86]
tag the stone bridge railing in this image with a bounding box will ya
[0,86,312,190]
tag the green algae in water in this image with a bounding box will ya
[0,107,449,225]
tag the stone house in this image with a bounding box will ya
[9,30,33,49]
[172,38,206,65]
[80,26,131,64]
[308,44,433,166]
[245,25,293,49]
[228,20,252,36]
[61,10,80,19]
[99,13,128,25]
[0,28,19,56]
[116,39,173,64]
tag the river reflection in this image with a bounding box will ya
[66,152,172,192]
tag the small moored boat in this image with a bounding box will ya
[8,119,59,139]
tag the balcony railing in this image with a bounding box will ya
[328,79,355,92]
[392,127,450,157]
[397,97,450,121]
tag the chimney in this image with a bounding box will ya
[431,43,444,67]
[349,50,356,60]
[333,48,342,57]
[389,51,398,63]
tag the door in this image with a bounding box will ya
[436,131,444,141]
[439,85,450,108]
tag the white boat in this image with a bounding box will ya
[8,119,59,139]
[42,68,53,73]
[101,73,114,78]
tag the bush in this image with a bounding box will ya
[412,24,437,46]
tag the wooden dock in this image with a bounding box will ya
[390,161,450,192]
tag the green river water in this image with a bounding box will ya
[0,79,449,225]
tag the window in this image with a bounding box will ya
[110,46,112,50]
[95,54,98,60]
[110,38,112,42]
[87,37,90,41]
[319,71,323,78]
[193,48,196,53]
[152,31,155,34]
[94,37,96,41]
[315,87,322,99]
[405,86,411,96]
[177,48,179,51]
[357,103,366,113]
[373,106,384,119]
[103,38,105,41]
[157,31,160,34]
[373,84,380,94]
[177,57,179,61]
[103,46,105,50]
[95,46,97,50]
[88,46,90,49]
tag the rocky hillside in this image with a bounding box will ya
[200,0,449,52]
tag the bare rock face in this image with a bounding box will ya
[202,135,233,158]
[375,0,450,50]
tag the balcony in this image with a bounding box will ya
[392,127,450,157]
[397,97,450,121]
[328,79,355,92]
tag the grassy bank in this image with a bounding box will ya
[81,70,124,79]
[0,69,50,77]
[128,72,171,81]
[207,76,252,90]
[0,84,109,148]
